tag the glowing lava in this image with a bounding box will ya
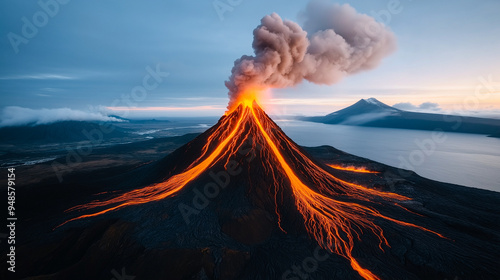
[327,164,380,174]
[248,100,444,280]
[61,93,444,280]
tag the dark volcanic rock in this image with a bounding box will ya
[2,105,500,280]
[221,208,274,245]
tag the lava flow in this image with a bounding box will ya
[327,164,380,174]
[61,92,444,280]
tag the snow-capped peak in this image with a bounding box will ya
[361,98,400,113]
[365,98,384,106]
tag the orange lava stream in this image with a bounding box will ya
[250,105,384,280]
[249,103,443,280]
[327,164,380,174]
[57,109,247,228]
[60,97,445,280]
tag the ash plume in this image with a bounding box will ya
[225,1,396,109]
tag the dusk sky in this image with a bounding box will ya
[1,0,499,119]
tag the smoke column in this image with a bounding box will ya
[225,1,397,110]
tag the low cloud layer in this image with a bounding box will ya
[0,106,123,127]
[393,102,441,112]
[341,112,393,125]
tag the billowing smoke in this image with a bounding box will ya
[226,1,396,109]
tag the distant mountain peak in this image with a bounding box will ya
[360,98,398,111]
[324,98,399,118]
[364,97,383,105]
[302,97,500,135]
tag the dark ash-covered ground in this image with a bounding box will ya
[1,132,499,280]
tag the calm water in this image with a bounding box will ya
[276,120,500,193]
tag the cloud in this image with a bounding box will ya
[0,107,123,127]
[0,74,77,80]
[35,93,52,97]
[340,112,392,125]
[393,102,441,112]
[419,102,441,110]
[105,106,223,111]
[225,1,396,110]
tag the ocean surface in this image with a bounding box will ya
[275,119,500,193]
[5,117,499,193]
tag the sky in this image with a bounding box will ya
[1,0,500,120]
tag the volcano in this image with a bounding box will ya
[8,102,500,280]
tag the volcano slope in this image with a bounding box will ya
[4,102,500,280]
